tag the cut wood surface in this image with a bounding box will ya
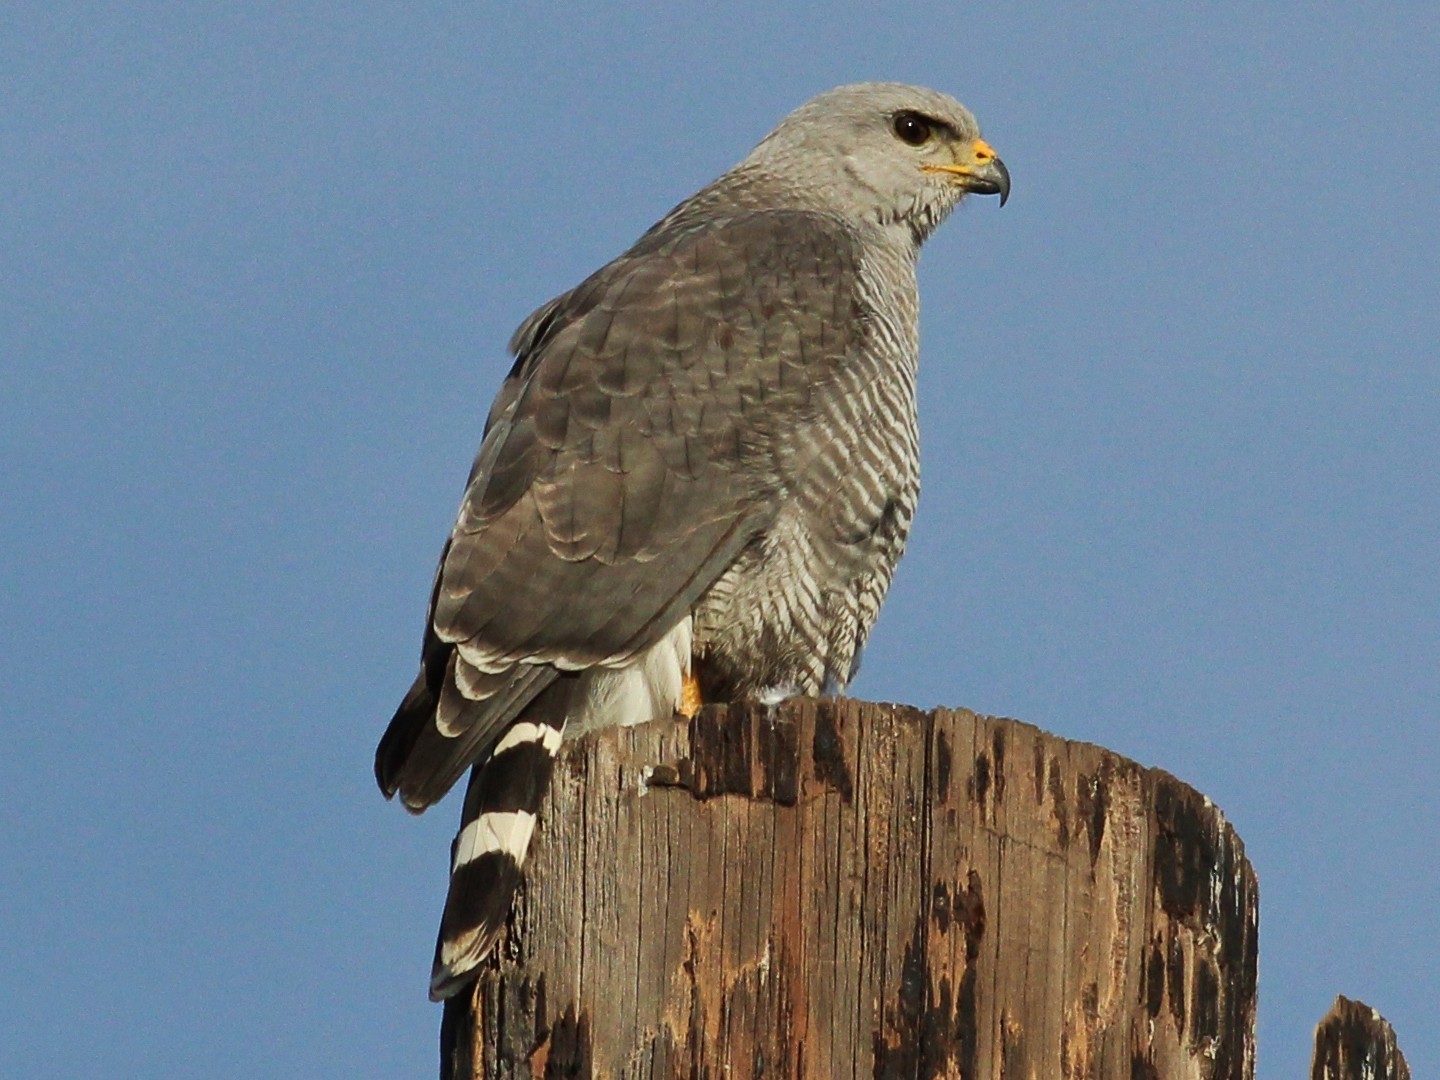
[442,699,1258,1079]
[1310,996,1410,1080]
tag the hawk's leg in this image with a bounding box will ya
[679,670,703,718]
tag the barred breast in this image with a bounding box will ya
[690,239,922,699]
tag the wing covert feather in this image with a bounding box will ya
[436,210,864,671]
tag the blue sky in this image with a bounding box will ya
[4,3,1436,1077]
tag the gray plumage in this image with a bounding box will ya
[376,82,1009,999]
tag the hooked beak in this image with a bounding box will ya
[922,138,1011,207]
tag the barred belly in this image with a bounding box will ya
[692,246,921,700]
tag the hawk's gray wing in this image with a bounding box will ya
[377,209,865,808]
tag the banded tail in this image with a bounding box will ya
[380,620,694,1000]
[429,684,570,999]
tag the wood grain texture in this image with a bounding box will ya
[442,699,1258,1079]
[1310,996,1410,1080]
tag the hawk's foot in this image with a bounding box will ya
[679,670,703,719]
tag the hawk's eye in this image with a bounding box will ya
[892,112,933,147]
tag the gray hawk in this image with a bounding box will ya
[376,82,1009,1000]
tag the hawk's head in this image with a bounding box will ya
[739,82,1010,243]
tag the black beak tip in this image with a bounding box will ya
[994,158,1011,208]
[965,157,1011,207]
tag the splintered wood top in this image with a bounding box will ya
[446,698,1258,1080]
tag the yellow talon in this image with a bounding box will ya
[679,670,703,719]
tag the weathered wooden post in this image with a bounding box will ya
[440,699,1259,1079]
[1310,996,1410,1080]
